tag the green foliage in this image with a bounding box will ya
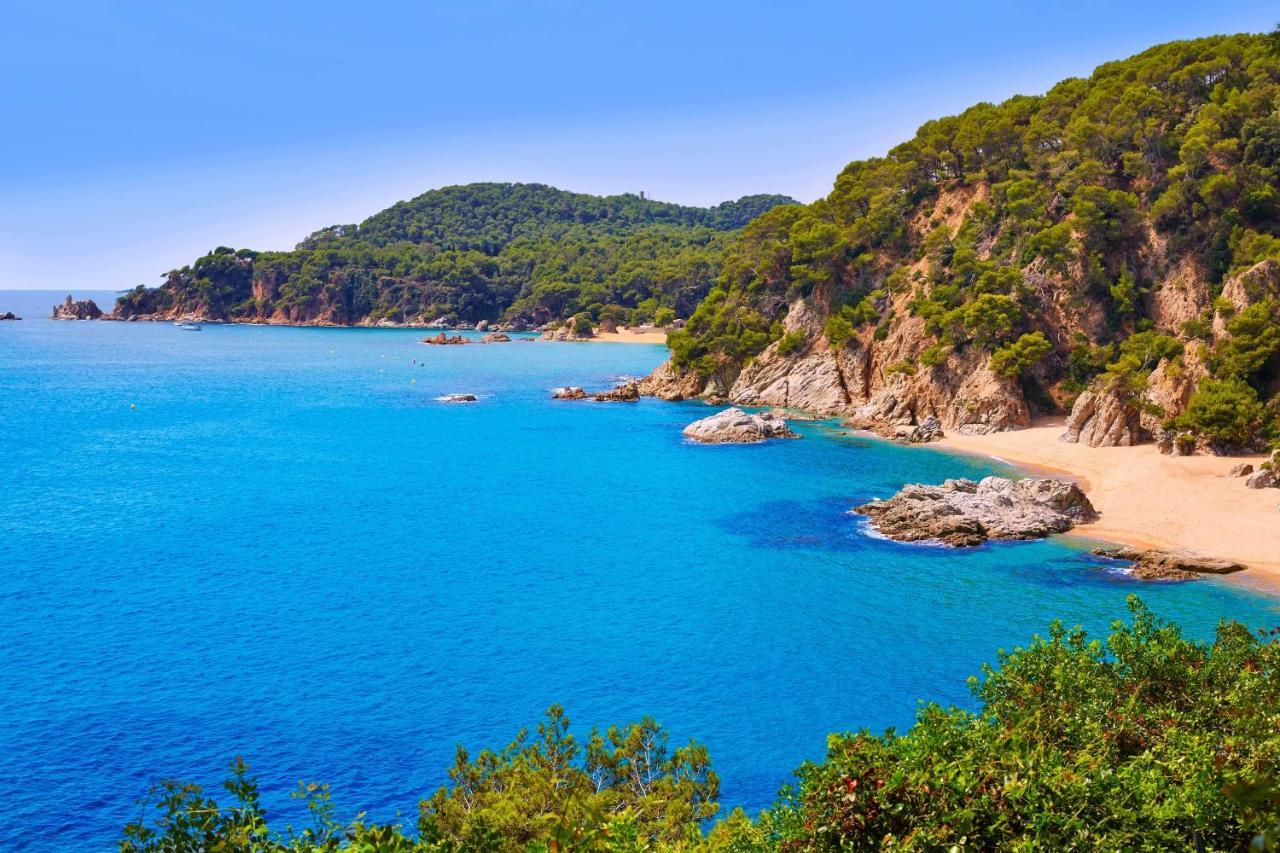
[118,602,1280,851]
[118,184,798,326]
[1212,299,1280,384]
[775,329,807,356]
[990,331,1052,378]
[765,598,1280,850]
[1177,376,1268,446]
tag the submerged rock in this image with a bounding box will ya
[682,408,798,444]
[854,476,1097,547]
[1092,546,1245,581]
[51,295,103,320]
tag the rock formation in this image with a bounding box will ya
[1061,386,1147,446]
[1092,546,1245,581]
[1227,463,1254,478]
[51,295,103,320]
[682,408,798,444]
[592,382,641,402]
[854,476,1097,547]
[0,311,20,320]
[479,333,511,343]
[1245,468,1279,489]
[422,332,469,345]
[538,325,594,342]
[439,394,477,403]
[551,387,587,400]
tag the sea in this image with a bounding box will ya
[2,290,1277,850]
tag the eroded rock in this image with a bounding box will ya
[1092,546,1245,581]
[682,408,798,444]
[51,295,103,320]
[479,332,511,343]
[552,387,587,399]
[854,476,1097,547]
[422,332,469,345]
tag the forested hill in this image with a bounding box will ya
[112,183,797,327]
[651,32,1280,452]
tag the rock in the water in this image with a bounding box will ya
[51,295,103,320]
[0,311,19,320]
[682,407,799,444]
[1092,546,1245,581]
[479,332,511,343]
[1227,463,1255,478]
[854,476,1097,547]
[440,394,477,403]
[1245,468,1279,489]
[593,381,641,402]
[552,386,587,400]
[422,332,469,345]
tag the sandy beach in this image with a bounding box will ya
[588,326,670,344]
[934,419,1280,590]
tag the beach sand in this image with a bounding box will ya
[933,419,1280,589]
[589,326,670,344]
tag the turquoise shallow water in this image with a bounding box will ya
[2,290,1278,850]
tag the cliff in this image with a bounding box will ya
[646,34,1280,448]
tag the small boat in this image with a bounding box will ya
[175,321,202,331]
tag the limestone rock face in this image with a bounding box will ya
[52,295,104,320]
[1061,387,1147,446]
[682,408,798,444]
[637,359,719,402]
[1093,546,1245,580]
[854,476,1096,547]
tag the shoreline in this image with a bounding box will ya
[930,419,1280,595]
[587,327,669,344]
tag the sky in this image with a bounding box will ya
[2,0,1277,291]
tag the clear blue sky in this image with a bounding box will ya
[2,0,1276,291]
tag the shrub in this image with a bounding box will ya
[990,331,1052,378]
[1177,377,1267,446]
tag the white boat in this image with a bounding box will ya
[175,321,202,331]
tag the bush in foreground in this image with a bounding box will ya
[120,599,1280,851]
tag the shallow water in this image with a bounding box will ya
[2,290,1277,850]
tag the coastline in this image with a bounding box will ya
[931,418,1280,593]
[587,327,670,344]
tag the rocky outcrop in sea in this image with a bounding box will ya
[0,311,20,320]
[51,295,103,320]
[422,332,469,345]
[854,476,1097,547]
[1092,546,1245,581]
[682,408,798,444]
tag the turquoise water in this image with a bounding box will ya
[2,290,1277,850]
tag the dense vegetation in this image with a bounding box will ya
[115,184,796,327]
[120,599,1280,851]
[669,33,1280,444]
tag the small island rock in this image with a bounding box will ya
[552,387,587,399]
[440,394,477,403]
[593,382,640,402]
[51,295,103,320]
[682,408,799,444]
[479,332,511,343]
[854,476,1097,547]
[0,311,20,320]
[422,332,469,345]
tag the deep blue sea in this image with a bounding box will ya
[2,290,1278,850]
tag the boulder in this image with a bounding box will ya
[551,387,587,400]
[854,476,1097,547]
[907,415,944,443]
[51,295,103,320]
[593,381,641,403]
[479,332,511,343]
[1092,546,1245,581]
[475,319,490,332]
[539,324,594,342]
[440,394,477,403]
[0,311,19,320]
[1245,468,1279,489]
[1061,387,1146,446]
[1227,463,1255,478]
[682,408,799,444]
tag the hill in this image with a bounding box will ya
[646,33,1280,452]
[111,183,797,327]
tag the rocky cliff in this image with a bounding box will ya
[644,35,1280,448]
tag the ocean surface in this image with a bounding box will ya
[2,290,1278,850]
